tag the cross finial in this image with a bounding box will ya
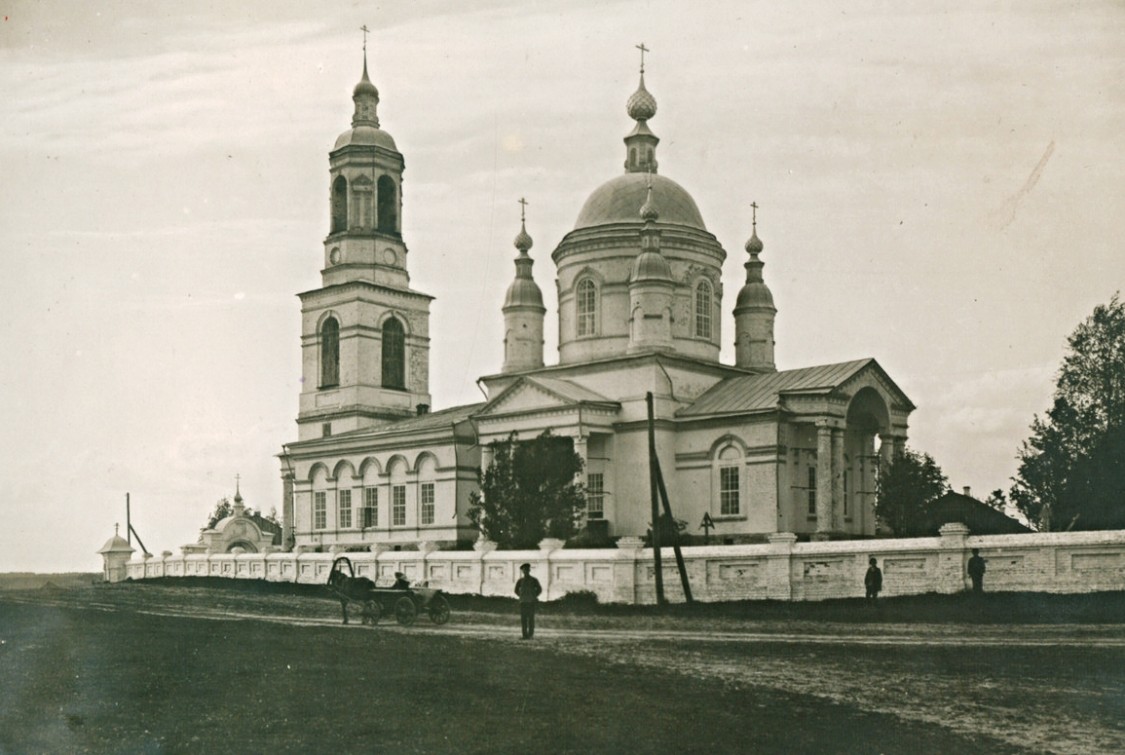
[636,42,649,74]
[518,197,528,223]
[751,201,759,231]
[115,522,119,536]
[235,472,241,494]
[361,25,370,54]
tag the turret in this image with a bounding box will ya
[628,182,675,352]
[733,203,777,371]
[502,199,546,372]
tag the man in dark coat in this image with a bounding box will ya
[392,572,410,590]
[514,563,542,639]
[967,549,987,593]
[864,557,883,603]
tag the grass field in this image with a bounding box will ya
[2,581,1124,753]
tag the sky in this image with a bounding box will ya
[1,0,1122,572]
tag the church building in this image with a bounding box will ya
[277,49,915,552]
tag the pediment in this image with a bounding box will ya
[476,377,616,418]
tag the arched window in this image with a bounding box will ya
[694,280,713,339]
[381,317,405,390]
[331,176,348,233]
[629,147,637,168]
[716,444,742,516]
[377,175,397,234]
[320,317,340,388]
[576,279,597,337]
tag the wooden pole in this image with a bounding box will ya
[646,392,665,606]
[654,460,693,603]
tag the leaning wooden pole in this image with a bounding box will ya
[646,392,665,606]
[654,460,694,603]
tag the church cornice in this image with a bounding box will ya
[298,279,435,303]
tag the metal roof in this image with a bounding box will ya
[678,358,875,417]
[343,402,485,438]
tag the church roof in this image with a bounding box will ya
[574,173,706,231]
[678,358,881,417]
[350,402,485,437]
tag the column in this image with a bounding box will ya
[879,433,896,471]
[573,435,589,484]
[815,422,833,538]
[831,428,845,532]
[861,434,877,535]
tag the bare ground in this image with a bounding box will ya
[2,581,1123,753]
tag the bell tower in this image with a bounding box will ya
[295,40,432,441]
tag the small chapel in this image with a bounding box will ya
[277,47,915,552]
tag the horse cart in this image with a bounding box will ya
[326,556,451,627]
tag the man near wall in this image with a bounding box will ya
[515,563,542,639]
[967,549,986,593]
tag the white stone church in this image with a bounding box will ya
[277,52,915,552]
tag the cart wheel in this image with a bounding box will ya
[361,599,381,626]
[394,596,417,626]
[427,595,451,625]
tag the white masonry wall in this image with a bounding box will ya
[121,525,1125,604]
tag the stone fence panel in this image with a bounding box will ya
[119,527,1125,604]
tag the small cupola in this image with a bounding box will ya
[623,43,660,175]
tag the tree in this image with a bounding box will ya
[875,447,949,536]
[468,431,587,549]
[1011,293,1125,531]
[204,497,233,530]
[984,489,1008,512]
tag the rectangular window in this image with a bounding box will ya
[363,487,378,528]
[338,489,352,529]
[720,466,740,516]
[420,483,435,525]
[314,491,327,530]
[392,485,406,526]
[586,473,605,519]
[807,467,817,517]
[843,470,850,516]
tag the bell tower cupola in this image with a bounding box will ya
[501,198,546,372]
[733,202,777,372]
[323,31,408,290]
[295,35,433,442]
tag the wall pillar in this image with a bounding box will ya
[938,522,971,594]
[815,423,833,538]
[766,532,797,600]
[831,428,845,532]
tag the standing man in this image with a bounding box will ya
[967,548,987,593]
[514,562,542,639]
[864,557,883,604]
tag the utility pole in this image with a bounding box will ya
[646,392,665,606]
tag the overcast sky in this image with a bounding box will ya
[2,1,1122,572]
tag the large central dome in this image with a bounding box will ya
[574,173,706,231]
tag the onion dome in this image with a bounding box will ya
[504,213,544,309]
[334,54,398,152]
[626,74,657,121]
[735,215,775,310]
[354,58,379,99]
